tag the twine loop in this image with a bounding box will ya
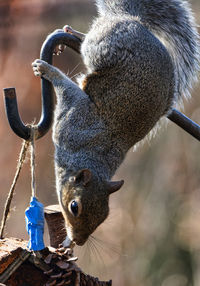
[30,126,37,198]
[0,125,38,239]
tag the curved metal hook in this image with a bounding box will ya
[3,32,81,140]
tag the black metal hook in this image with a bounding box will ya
[3,32,81,140]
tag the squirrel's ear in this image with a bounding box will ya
[107,180,124,195]
[74,169,92,186]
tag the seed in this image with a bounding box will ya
[56,261,70,269]
[44,254,53,264]
[45,280,57,286]
[44,269,54,275]
[67,256,78,262]
[50,272,62,278]
[62,271,72,278]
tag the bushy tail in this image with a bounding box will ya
[96,0,200,101]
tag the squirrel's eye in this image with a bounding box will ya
[70,200,79,216]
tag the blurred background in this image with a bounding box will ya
[0,0,200,285]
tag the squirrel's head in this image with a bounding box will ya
[60,169,124,246]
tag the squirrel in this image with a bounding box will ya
[32,0,200,246]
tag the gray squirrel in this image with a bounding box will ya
[32,0,200,246]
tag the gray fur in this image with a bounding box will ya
[32,0,199,245]
[95,0,200,101]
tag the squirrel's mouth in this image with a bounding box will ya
[73,237,88,246]
[73,233,89,246]
[65,223,90,246]
[74,240,85,246]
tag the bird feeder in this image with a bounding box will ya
[0,205,112,286]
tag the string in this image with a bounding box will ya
[0,140,30,239]
[0,125,38,239]
[30,127,37,198]
[26,126,45,251]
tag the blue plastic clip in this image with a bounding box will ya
[25,196,45,251]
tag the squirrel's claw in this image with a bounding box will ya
[63,25,74,34]
[53,44,66,56]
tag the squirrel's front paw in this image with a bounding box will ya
[32,59,49,77]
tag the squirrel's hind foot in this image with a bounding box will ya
[63,25,85,41]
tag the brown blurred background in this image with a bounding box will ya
[0,0,200,285]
